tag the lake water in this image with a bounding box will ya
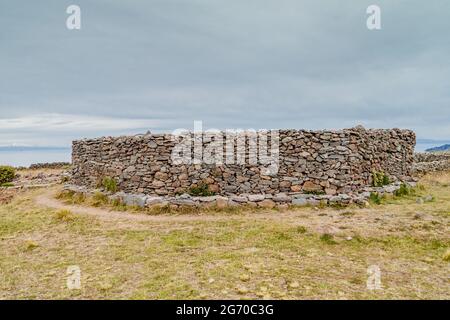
[0,149,71,167]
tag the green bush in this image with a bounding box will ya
[369,192,382,205]
[188,183,215,197]
[102,177,118,193]
[394,183,409,197]
[0,182,14,187]
[372,171,391,187]
[0,166,15,184]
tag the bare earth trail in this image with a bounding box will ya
[34,188,308,223]
[32,187,449,239]
[34,189,237,223]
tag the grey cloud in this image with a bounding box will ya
[0,0,449,147]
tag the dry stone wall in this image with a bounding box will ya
[71,126,415,197]
[413,152,450,174]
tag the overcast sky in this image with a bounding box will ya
[1,0,449,147]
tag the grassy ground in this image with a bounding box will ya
[0,171,449,299]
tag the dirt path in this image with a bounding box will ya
[33,189,308,223]
[33,187,448,239]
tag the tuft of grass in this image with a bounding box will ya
[443,249,450,262]
[296,226,307,234]
[369,192,383,205]
[320,233,337,244]
[0,182,14,187]
[56,190,86,205]
[111,198,127,211]
[90,192,109,207]
[394,183,413,197]
[23,240,39,252]
[102,177,118,193]
[54,209,75,222]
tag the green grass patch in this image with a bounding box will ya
[372,171,391,187]
[102,177,118,193]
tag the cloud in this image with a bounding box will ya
[0,114,164,132]
[0,114,172,147]
[0,0,449,147]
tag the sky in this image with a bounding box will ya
[1,0,449,147]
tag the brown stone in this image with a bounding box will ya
[209,184,220,193]
[302,181,322,193]
[257,199,276,209]
[216,197,228,208]
[280,181,291,188]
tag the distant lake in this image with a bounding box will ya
[0,148,71,167]
[415,142,448,152]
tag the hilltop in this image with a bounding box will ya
[425,144,450,152]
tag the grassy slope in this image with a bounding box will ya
[0,172,449,300]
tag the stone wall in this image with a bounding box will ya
[413,152,450,174]
[29,162,71,170]
[71,126,415,196]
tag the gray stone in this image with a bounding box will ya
[172,199,197,206]
[230,195,248,203]
[292,198,308,206]
[248,194,265,202]
[273,193,291,202]
[146,196,164,205]
[123,194,147,207]
[383,185,399,193]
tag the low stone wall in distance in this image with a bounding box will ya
[71,126,416,197]
[413,152,450,174]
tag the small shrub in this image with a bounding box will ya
[0,166,15,184]
[394,183,411,197]
[369,192,382,205]
[102,177,118,193]
[372,171,390,187]
[188,183,215,197]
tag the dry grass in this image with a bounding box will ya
[0,171,449,300]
